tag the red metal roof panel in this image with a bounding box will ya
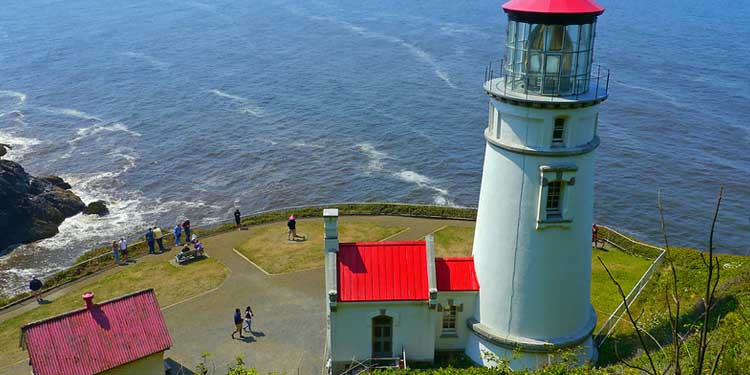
[502,0,604,14]
[22,289,172,375]
[338,241,429,302]
[436,257,480,292]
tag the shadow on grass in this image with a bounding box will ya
[597,294,739,366]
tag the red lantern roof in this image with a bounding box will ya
[22,289,172,375]
[502,0,604,15]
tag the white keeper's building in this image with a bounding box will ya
[325,0,610,372]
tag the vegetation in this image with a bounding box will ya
[0,257,228,368]
[432,225,475,257]
[235,218,405,273]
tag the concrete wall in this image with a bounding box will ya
[101,352,164,375]
[329,302,436,363]
[434,292,476,351]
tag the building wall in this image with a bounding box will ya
[434,292,476,351]
[101,352,164,375]
[329,302,436,363]
[472,99,599,341]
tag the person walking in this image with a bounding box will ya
[287,215,296,240]
[153,226,166,252]
[243,306,254,333]
[119,237,128,262]
[232,308,245,339]
[182,219,191,243]
[29,276,43,303]
[234,209,241,230]
[145,228,155,254]
[111,240,120,265]
[174,224,182,246]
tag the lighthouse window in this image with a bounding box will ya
[552,118,566,146]
[441,305,458,336]
[546,181,563,218]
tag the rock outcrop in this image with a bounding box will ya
[83,200,109,216]
[0,160,86,252]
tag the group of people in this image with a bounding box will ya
[232,306,255,339]
[109,219,195,265]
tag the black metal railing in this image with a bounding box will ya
[484,59,610,102]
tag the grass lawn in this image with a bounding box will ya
[432,225,653,327]
[236,218,406,274]
[0,257,228,368]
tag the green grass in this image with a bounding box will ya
[236,218,405,274]
[591,247,653,327]
[433,225,474,257]
[0,257,228,368]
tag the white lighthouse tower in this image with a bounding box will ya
[465,0,609,369]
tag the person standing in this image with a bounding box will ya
[232,308,245,339]
[243,306,254,333]
[119,237,128,262]
[287,215,297,240]
[182,219,191,243]
[234,209,241,230]
[153,226,166,252]
[111,240,120,265]
[29,276,43,303]
[174,224,182,246]
[146,228,155,254]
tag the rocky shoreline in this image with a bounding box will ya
[0,159,107,253]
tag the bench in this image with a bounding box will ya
[175,248,205,264]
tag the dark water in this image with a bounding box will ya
[1,0,748,295]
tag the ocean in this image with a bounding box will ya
[1,0,748,296]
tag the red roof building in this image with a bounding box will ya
[435,257,480,292]
[337,241,430,302]
[22,289,172,375]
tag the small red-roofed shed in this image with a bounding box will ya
[337,241,429,302]
[22,289,172,375]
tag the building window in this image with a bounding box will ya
[545,180,563,219]
[552,118,565,147]
[441,305,458,337]
[537,165,577,228]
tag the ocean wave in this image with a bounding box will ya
[0,132,43,162]
[291,141,325,149]
[69,122,142,143]
[294,12,456,89]
[395,170,455,206]
[121,51,171,69]
[0,90,27,104]
[355,143,389,172]
[41,107,102,121]
[0,110,24,120]
[209,89,265,117]
[614,81,685,109]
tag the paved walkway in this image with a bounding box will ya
[0,216,473,375]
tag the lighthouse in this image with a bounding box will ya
[465,0,609,369]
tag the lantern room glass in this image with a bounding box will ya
[503,20,596,96]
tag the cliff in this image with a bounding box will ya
[0,160,86,252]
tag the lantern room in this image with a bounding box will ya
[498,0,605,97]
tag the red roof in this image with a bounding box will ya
[337,241,429,302]
[22,289,172,375]
[436,257,480,292]
[502,0,604,14]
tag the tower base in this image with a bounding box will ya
[464,331,597,370]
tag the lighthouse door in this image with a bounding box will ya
[372,316,393,358]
